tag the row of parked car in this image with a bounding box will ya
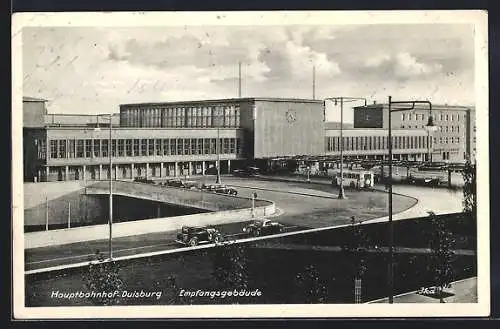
[133,177,238,195]
[175,219,285,247]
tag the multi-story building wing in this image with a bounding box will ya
[353,103,475,163]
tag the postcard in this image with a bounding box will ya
[12,10,489,319]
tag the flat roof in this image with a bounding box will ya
[23,96,47,102]
[354,103,474,111]
[120,97,324,107]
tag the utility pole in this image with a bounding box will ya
[339,97,346,199]
[312,65,316,100]
[45,196,49,231]
[238,61,242,98]
[67,201,71,228]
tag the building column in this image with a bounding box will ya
[65,166,69,181]
[146,163,149,179]
[202,161,206,176]
[82,165,86,181]
[188,162,192,176]
[99,164,103,180]
[160,162,164,178]
[45,166,50,182]
[227,160,231,174]
[115,164,118,180]
[131,163,135,180]
[174,162,178,177]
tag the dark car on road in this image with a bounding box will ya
[242,219,284,237]
[166,178,185,188]
[175,226,223,246]
[214,185,238,196]
[134,177,155,184]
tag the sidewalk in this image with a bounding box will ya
[366,277,477,303]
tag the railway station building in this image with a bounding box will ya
[22,96,476,182]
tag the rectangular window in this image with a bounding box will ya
[133,139,139,156]
[402,114,405,121]
[457,126,460,133]
[148,139,154,156]
[141,139,147,156]
[58,140,66,158]
[171,139,177,156]
[230,138,236,153]
[457,137,460,144]
[163,139,169,155]
[177,138,183,155]
[184,139,191,155]
[125,139,132,156]
[50,140,58,158]
[93,139,100,157]
[236,138,243,154]
[111,140,116,157]
[77,140,84,157]
[118,139,124,157]
[85,139,92,157]
[446,114,449,121]
[223,138,230,154]
[204,139,210,155]
[100,139,108,157]
[191,138,197,155]
[440,114,443,121]
[197,138,203,155]
[156,139,162,156]
[210,138,216,154]
[67,140,75,158]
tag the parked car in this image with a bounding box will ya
[214,185,238,196]
[242,219,284,237]
[175,226,223,246]
[166,178,185,188]
[133,177,155,184]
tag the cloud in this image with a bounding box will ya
[394,52,443,77]
[364,54,391,68]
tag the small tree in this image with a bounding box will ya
[462,160,477,218]
[294,264,328,303]
[82,251,124,305]
[211,244,249,290]
[428,211,455,302]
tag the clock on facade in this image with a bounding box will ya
[286,109,297,123]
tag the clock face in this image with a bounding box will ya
[286,110,297,123]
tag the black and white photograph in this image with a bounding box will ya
[12,10,489,318]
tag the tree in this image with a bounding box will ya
[462,160,477,218]
[294,264,328,303]
[82,251,125,305]
[428,211,456,303]
[211,244,249,290]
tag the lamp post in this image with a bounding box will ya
[324,97,367,199]
[386,97,436,303]
[95,114,114,260]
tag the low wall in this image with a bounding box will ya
[24,201,275,249]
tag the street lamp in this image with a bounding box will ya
[323,97,367,199]
[95,114,114,260]
[386,96,435,303]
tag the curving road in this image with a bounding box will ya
[25,176,463,272]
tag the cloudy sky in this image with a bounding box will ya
[22,24,475,122]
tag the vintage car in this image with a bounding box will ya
[165,178,185,188]
[242,219,284,237]
[133,177,155,184]
[175,226,223,246]
[214,185,238,196]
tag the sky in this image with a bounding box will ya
[22,24,475,122]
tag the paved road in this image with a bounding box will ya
[367,277,477,303]
[25,221,305,272]
[25,176,462,272]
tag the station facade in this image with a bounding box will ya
[22,96,476,182]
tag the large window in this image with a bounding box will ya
[204,139,210,154]
[155,139,162,156]
[125,139,132,156]
[67,140,74,158]
[190,138,197,155]
[118,139,125,157]
[236,138,243,154]
[148,139,155,156]
[77,140,84,157]
[223,138,230,154]
[163,139,169,155]
[184,139,191,155]
[171,139,177,156]
[85,139,92,157]
[58,140,66,158]
[141,139,147,156]
[50,140,57,158]
[111,140,117,157]
[91,139,99,157]
[197,138,203,155]
[210,138,217,154]
[133,139,139,156]
[177,138,183,155]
